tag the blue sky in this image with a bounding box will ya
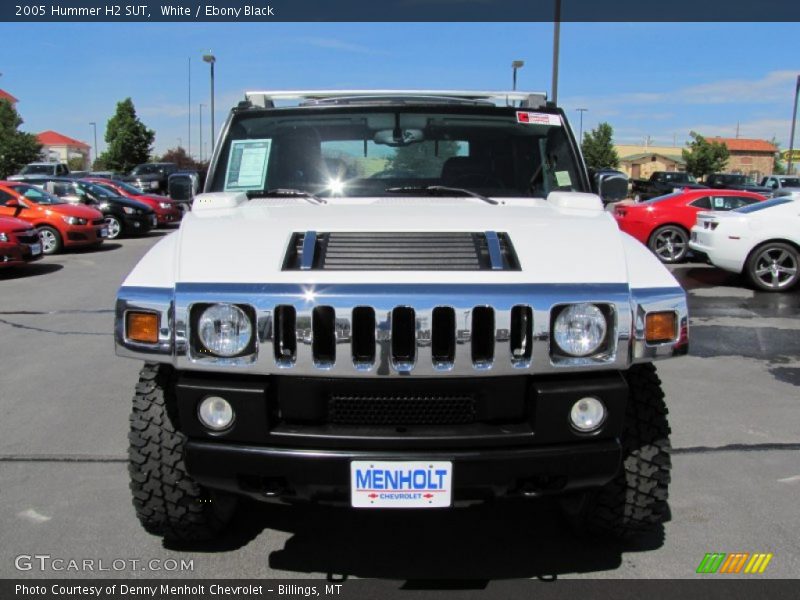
[1,22,798,158]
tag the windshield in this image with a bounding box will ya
[645,192,681,204]
[80,182,118,198]
[734,197,794,213]
[662,172,696,183]
[107,180,144,195]
[208,107,586,198]
[20,164,55,175]
[9,184,65,205]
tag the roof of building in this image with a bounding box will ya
[707,137,778,153]
[621,152,686,165]
[0,89,18,104]
[37,130,90,149]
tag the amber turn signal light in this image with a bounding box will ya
[645,312,677,344]
[126,312,159,344]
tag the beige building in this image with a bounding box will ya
[37,130,91,169]
[619,151,686,180]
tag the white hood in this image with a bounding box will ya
[166,193,630,285]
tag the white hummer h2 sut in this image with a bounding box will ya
[115,90,688,541]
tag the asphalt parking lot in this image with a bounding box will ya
[0,233,798,583]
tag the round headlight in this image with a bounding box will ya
[197,303,253,357]
[553,303,607,357]
[198,396,235,431]
[569,397,606,432]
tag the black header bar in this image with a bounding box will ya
[3,0,800,22]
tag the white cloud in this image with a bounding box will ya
[297,37,380,55]
[563,70,798,111]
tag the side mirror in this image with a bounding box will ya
[6,198,21,208]
[592,169,629,203]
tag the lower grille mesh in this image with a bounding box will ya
[328,394,476,426]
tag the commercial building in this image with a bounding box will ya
[706,137,777,180]
[37,130,91,169]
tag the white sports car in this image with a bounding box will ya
[689,194,800,291]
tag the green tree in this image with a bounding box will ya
[0,99,42,178]
[581,122,620,170]
[770,137,786,175]
[100,98,154,173]
[385,140,462,178]
[67,156,86,171]
[682,132,729,178]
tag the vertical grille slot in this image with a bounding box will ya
[431,307,456,366]
[312,306,336,365]
[391,307,416,368]
[471,306,495,366]
[351,307,376,366]
[510,305,533,363]
[273,305,297,364]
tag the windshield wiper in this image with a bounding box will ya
[246,188,327,205]
[384,185,498,205]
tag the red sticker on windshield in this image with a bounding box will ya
[517,111,561,126]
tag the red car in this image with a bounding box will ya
[613,189,766,263]
[83,177,184,227]
[0,181,107,255]
[0,215,44,268]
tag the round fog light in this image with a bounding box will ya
[569,397,606,432]
[198,396,235,431]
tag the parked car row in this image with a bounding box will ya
[0,177,186,268]
[9,161,204,203]
[615,187,800,291]
[630,171,776,202]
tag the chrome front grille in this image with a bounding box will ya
[158,283,640,378]
[116,284,689,376]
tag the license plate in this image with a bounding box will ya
[351,460,452,508]
[150,215,157,227]
[691,232,697,241]
[29,243,42,256]
[100,227,109,238]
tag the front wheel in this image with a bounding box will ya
[745,242,799,292]
[561,363,671,539]
[129,363,238,541]
[38,226,63,255]
[105,216,123,240]
[649,225,689,264]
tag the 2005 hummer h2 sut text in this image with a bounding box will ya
[115,90,688,541]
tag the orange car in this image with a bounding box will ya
[0,181,107,254]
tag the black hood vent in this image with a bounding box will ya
[282,231,520,271]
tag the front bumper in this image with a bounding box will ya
[63,224,106,247]
[0,241,43,266]
[177,371,629,503]
[121,213,156,234]
[186,440,622,504]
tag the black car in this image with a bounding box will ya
[705,173,773,196]
[123,162,179,195]
[25,177,157,239]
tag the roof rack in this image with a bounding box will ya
[243,90,548,109]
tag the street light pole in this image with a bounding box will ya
[551,0,561,105]
[89,122,98,168]
[199,103,205,162]
[511,60,524,92]
[188,57,191,161]
[576,108,588,142]
[788,74,800,175]
[202,52,216,155]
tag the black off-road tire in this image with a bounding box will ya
[128,363,237,541]
[563,363,672,539]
